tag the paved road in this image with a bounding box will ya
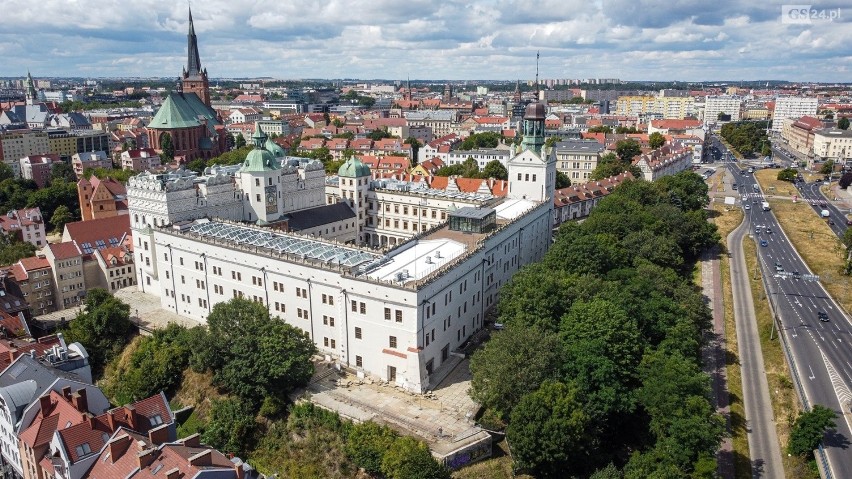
[720,142,852,478]
[797,180,849,238]
[727,216,785,479]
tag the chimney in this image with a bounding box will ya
[62,386,72,400]
[107,435,132,463]
[71,389,88,413]
[148,423,170,446]
[233,458,245,479]
[188,449,212,467]
[137,448,157,469]
[8,349,18,362]
[126,405,139,431]
[181,433,201,448]
[38,394,52,416]
[106,410,117,431]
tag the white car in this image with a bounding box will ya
[744,204,751,210]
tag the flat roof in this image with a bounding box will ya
[366,238,467,284]
[494,198,537,220]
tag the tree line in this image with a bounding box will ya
[469,171,723,478]
[720,121,770,157]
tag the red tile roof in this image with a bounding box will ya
[47,242,82,260]
[19,390,87,449]
[18,256,51,272]
[63,215,131,249]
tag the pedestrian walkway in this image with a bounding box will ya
[701,247,733,478]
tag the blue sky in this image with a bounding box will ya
[2,0,850,82]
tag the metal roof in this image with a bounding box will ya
[189,221,379,267]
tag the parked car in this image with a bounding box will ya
[775,262,783,272]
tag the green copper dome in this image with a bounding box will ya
[337,157,370,178]
[241,123,277,172]
[265,138,285,158]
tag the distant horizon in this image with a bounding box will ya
[2,1,850,82]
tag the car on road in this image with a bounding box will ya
[732,183,737,190]
[775,262,783,272]
[793,271,802,279]
[744,204,750,210]
[760,240,768,247]
[765,227,772,234]
[818,311,829,322]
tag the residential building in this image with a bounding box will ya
[0,208,46,248]
[0,353,94,478]
[703,95,742,124]
[812,128,852,163]
[7,256,56,316]
[70,151,111,178]
[634,143,694,181]
[553,139,605,181]
[553,172,633,226]
[539,90,574,103]
[772,96,819,132]
[120,148,161,172]
[445,148,512,170]
[42,243,85,310]
[19,155,61,188]
[0,131,49,167]
[781,116,823,157]
[228,108,261,125]
[76,177,128,221]
[615,95,656,117]
[62,215,134,294]
[45,130,110,162]
[403,110,457,138]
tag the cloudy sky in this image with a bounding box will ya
[2,0,850,82]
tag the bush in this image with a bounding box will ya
[777,168,798,182]
[788,405,837,457]
[381,436,450,479]
[201,397,257,457]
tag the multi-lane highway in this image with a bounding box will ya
[719,145,852,477]
[797,180,849,238]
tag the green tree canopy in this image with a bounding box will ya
[61,288,133,377]
[160,132,174,162]
[788,405,837,457]
[202,397,258,458]
[345,421,398,475]
[556,171,571,189]
[459,132,502,150]
[50,205,74,234]
[838,117,850,130]
[615,139,642,163]
[820,159,835,175]
[648,132,665,149]
[0,232,37,266]
[234,133,247,149]
[481,159,508,180]
[508,381,593,477]
[190,298,316,405]
[380,436,450,479]
[469,325,562,419]
[588,125,612,134]
[777,168,798,182]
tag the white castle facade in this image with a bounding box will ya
[128,112,558,393]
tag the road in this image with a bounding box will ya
[797,180,849,238]
[727,219,785,479]
[718,140,852,478]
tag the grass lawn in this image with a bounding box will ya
[754,170,851,318]
[710,204,751,479]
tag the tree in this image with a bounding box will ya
[202,397,257,458]
[160,132,174,162]
[332,118,345,128]
[788,405,837,457]
[368,128,391,141]
[345,421,398,475]
[381,436,450,479]
[615,139,642,163]
[777,168,798,182]
[459,132,501,150]
[820,159,835,175]
[717,111,726,120]
[648,132,665,149]
[51,162,76,182]
[191,298,316,405]
[508,381,593,477]
[0,232,37,266]
[587,125,612,134]
[60,288,133,377]
[0,164,15,183]
[839,172,852,189]
[545,136,560,148]
[322,112,330,125]
[469,326,562,419]
[481,160,508,180]
[404,137,421,165]
[838,117,850,130]
[234,133,246,149]
[50,205,74,233]
[556,171,571,189]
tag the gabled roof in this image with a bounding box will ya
[19,390,87,449]
[64,215,131,253]
[149,92,220,133]
[47,242,82,260]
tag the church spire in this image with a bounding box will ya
[25,71,37,105]
[186,6,202,77]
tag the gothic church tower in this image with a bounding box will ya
[181,7,211,107]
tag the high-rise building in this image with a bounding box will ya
[772,96,819,132]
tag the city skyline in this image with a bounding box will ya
[1,0,850,82]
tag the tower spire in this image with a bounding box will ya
[535,51,540,98]
[186,5,202,77]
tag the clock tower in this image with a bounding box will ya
[239,123,282,224]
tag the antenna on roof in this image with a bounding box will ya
[535,51,540,98]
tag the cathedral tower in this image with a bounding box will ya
[181,7,210,106]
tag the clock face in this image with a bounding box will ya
[266,193,276,205]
